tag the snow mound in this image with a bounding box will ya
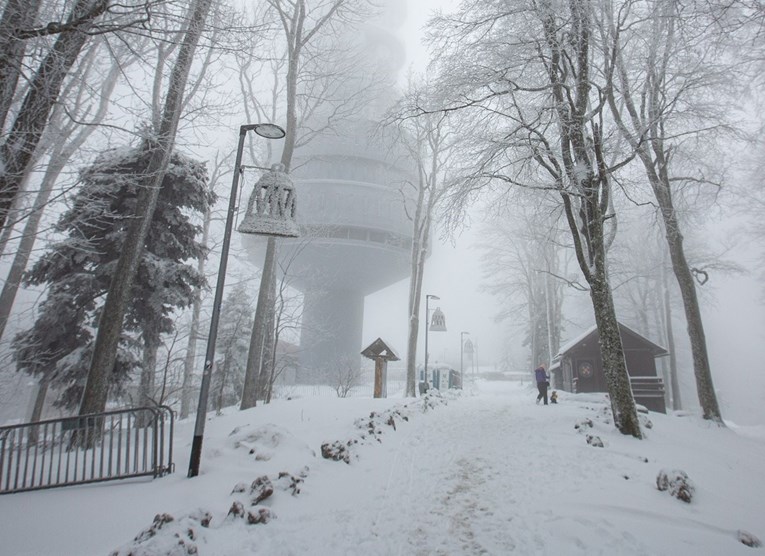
[228,423,315,463]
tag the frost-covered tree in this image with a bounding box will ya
[13,141,213,413]
[0,0,165,230]
[479,202,568,371]
[601,0,733,423]
[213,283,254,413]
[240,0,374,410]
[80,0,214,418]
[428,0,642,437]
[385,80,455,397]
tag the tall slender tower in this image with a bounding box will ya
[242,1,414,380]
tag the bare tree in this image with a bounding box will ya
[427,0,642,436]
[0,0,160,231]
[601,0,733,423]
[479,202,569,370]
[178,156,231,419]
[79,0,215,417]
[240,0,372,410]
[383,81,455,397]
[332,355,362,398]
[0,39,130,345]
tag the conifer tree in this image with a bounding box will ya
[13,141,214,410]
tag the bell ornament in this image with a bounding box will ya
[238,163,300,238]
[429,307,447,332]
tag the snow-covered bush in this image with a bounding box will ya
[656,469,694,503]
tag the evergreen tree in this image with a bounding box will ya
[213,283,254,413]
[13,139,214,410]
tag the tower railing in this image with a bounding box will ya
[0,405,174,495]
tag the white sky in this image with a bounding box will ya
[3,380,763,555]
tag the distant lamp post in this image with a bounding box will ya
[421,294,446,394]
[463,337,474,375]
[460,331,470,386]
[188,123,294,479]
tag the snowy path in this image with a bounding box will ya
[2,380,764,555]
[249,383,764,556]
[252,386,650,555]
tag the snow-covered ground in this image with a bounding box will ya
[1,379,763,555]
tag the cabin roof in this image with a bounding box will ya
[555,321,668,360]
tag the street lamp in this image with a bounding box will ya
[460,331,470,387]
[422,294,446,394]
[463,337,475,375]
[188,123,290,478]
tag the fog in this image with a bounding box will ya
[0,0,762,431]
[360,2,765,427]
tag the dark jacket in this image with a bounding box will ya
[534,367,548,383]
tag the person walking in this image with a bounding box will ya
[534,363,549,405]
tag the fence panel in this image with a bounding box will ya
[0,406,173,495]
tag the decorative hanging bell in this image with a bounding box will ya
[430,307,447,332]
[238,163,300,238]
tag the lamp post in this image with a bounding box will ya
[463,337,474,376]
[460,331,470,387]
[188,123,286,478]
[422,294,447,393]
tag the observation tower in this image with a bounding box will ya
[242,1,415,379]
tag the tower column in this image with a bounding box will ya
[299,289,365,383]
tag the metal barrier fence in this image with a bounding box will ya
[0,406,174,495]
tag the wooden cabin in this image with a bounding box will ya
[549,322,668,413]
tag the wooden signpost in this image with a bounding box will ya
[361,338,400,398]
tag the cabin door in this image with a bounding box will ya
[575,360,596,392]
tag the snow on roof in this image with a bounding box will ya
[554,321,668,359]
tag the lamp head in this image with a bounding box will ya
[254,123,286,139]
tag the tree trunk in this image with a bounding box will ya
[605,1,722,423]
[180,189,212,419]
[0,0,107,230]
[139,334,159,408]
[662,261,682,410]
[79,0,213,417]
[589,274,642,437]
[0,58,118,342]
[653,180,720,421]
[405,218,428,397]
[27,375,49,444]
[541,0,641,438]
[0,0,42,131]
[256,273,278,401]
[214,354,231,414]
[241,238,277,410]
[29,375,49,423]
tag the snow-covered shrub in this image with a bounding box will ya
[249,476,274,504]
[321,440,355,463]
[656,469,694,503]
[110,511,211,556]
[276,470,306,495]
[226,502,274,524]
[737,529,762,547]
[586,434,604,447]
[574,418,593,430]
[229,423,315,461]
[247,507,274,524]
[355,408,409,442]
